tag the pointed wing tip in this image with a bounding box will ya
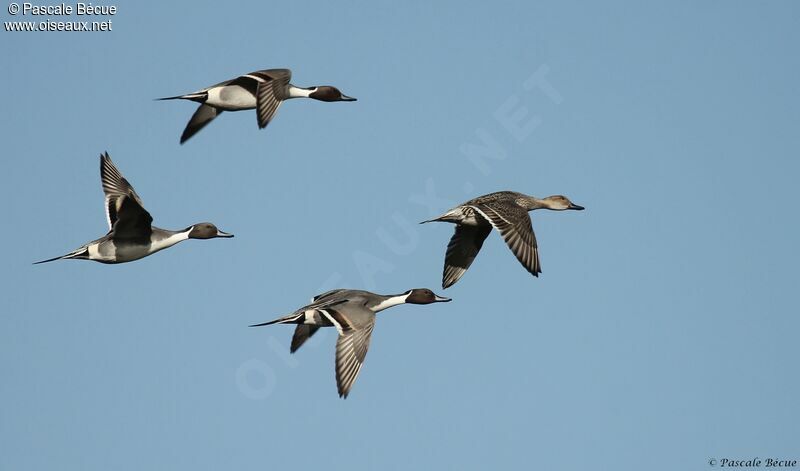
[442,265,466,289]
[180,129,197,144]
[257,115,272,129]
[442,269,459,288]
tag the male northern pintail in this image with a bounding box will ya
[422,191,584,288]
[250,288,450,398]
[158,68,357,143]
[34,153,233,264]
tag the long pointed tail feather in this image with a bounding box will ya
[249,311,305,327]
[421,207,467,224]
[33,254,68,264]
[33,246,89,265]
[249,319,284,327]
[155,92,205,101]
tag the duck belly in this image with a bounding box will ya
[91,239,150,263]
[207,85,257,110]
[111,242,153,263]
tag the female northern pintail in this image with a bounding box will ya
[422,191,584,288]
[158,68,357,144]
[34,152,233,264]
[250,288,450,398]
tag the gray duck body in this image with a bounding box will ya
[250,288,450,398]
[423,190,584,288]
[34,153,233,265]
[158,68,357,144]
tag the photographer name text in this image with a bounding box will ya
[8,3,115,16]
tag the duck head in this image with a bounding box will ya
[187,223,234,239]
[541,195,585,211]
[309,86,357,102]
[404,288,451,304]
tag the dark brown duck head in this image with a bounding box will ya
[187,223,234,239]
[309,86,357,102]
[404,288,451,304]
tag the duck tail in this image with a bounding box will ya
[419,213,449,224]
[33,246,89,265]
[155,92,206,101]
[248,318,283,327]
[420,207,467,224]
[249,311,304,328]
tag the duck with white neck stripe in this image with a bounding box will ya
[249,288,450,398]
[158,68,357,144]
[34,152,233,265]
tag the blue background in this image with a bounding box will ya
[2,1,798,469]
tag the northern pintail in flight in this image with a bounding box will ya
[422,191,584,288]
[158,68,357,143]
[250,288,450,398]
[35,152,233,264]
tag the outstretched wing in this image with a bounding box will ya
[333,319,375,399]
[243,69,291,129]
[443,224,492,288]
[180,104,222,144]
[471,203,541,276]
[290,325,320,353]
[100,153,153,240]
[320,307,376,398]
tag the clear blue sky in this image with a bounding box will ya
[2,1,798,469]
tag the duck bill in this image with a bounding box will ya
[340,94,357,102]
[216,230,235,238]
[568,203,585,211]
[434,294,452,303]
